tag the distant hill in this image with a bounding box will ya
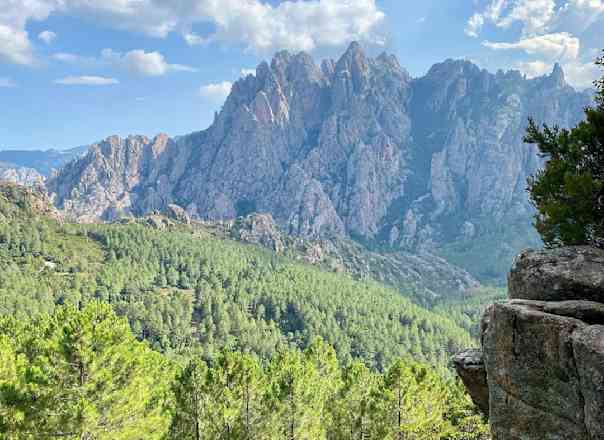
[0,145,87,176]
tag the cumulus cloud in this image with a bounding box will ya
[0,77,16,87]
[496,0,556,35]
[468,0,602,89]
[54,76,119,85]
[465,0,556,37]
[465,13,485,38]
[0,25,34,65]
[199,81,233,103]
[38,30,57,44]
[0,0,387,66]
[483,32,580,61]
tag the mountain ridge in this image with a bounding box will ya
[46,43,593,281]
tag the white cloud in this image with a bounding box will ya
[38,30,56,44]
[515,59,600,89]
[496,0,556,35]
[54,76,119,85]
[199,81,232,103]
[195,0,387,53]
[555,0,604,34]
[516,60,551,78]
[0,0,387,65]
[563,60,602,89]
[102,48,197,76]
[465,0,556,37]
[52,48,197,76]
[183,32,207,46]
[0,77,16,87]
[0,24,34,65]
[465,13,485,38]
[483,32,580,61]
[51,51,97,66]
[0,0,56,65]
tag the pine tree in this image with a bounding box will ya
[170,357,209,440]
[525,52,604,246]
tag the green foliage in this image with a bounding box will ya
[438,217,541,284]
[0,302,173,439]
[434,287,506,339]
[168,342,489,440]
[525,53,604,247]
[0,197,475,369]
[0,186,490,439]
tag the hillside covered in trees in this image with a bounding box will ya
[0,183,489,438]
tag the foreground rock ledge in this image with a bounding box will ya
[457,246,604,440]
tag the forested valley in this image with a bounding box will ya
[0,183,489,439]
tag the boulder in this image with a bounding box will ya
[166,203,191,224]
[457,245,604,439]
[452,349,489,415]
[482,301,588,439]
[509,246,604,303]
[231,213,285,254]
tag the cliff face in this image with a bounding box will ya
[455,246,604,439]
[46,43,592,278]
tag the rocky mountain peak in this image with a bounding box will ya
[549,62,567,88]
[46,43,593,281]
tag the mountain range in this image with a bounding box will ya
[5,43,593,283]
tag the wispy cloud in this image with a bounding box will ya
[483,32,580,61]
[54,76,119,86]
[52,48,197,76]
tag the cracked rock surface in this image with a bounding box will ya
[457,246,604,439]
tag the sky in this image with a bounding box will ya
[0,0,602,150]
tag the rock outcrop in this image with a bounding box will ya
[231,213,285,254]
[0,163,44,187]
[456,246,604,439]
[46,43,592,280]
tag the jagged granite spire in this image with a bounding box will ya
[47,44,593,279]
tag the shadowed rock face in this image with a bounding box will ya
[457,246,604,440]
[46,44,592,270]
[453,349,489,415]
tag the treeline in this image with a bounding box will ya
[0,185,475,369]
[0,303,488,440]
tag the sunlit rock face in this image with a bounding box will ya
[47,44,592,270]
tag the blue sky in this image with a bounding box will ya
[0,0,602,150]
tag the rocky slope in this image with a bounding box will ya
[127,211,479,299]
[46,43,592,280]
[455,246,604,439]
[0,163,44,186]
